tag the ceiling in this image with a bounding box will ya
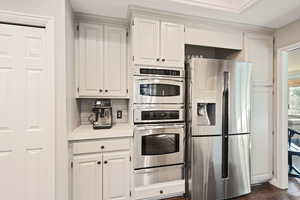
[70,0,300,28]
[289,49,300,74]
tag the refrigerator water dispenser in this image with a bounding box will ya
[197,103,216,126]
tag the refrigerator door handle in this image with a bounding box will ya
[222,71,229,179]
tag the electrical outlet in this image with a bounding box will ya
[117,110,122,119]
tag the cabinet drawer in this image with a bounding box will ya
[72,138,130,154]
[135,180,185,200]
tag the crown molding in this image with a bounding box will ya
[128,5,274,34]
[74,12,129,26]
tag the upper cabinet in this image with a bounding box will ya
[132,17,184,68]
[244,33,274,86]
[78,23,128,98]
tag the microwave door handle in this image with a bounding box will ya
[222,71,229,179]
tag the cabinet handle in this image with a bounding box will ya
[162,58,165,62]
[105,90,108,92]
[156,58,160,61]
[99,89,103,93]
[104,161,108,164]
[101,146,105,149]
[160,190,164,194]
[97,161,101,165]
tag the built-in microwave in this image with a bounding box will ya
[133,104,185,124]
[134,123,185,169]
[134,66,185,104]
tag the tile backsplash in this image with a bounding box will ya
[80,99,129,125]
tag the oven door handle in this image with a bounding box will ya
[135,124,184,131]
[135,78,184,83]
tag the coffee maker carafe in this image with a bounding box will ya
[88,99,112,129]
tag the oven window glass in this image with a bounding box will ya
[141,110,179,120]
[140,84,180,97]
[142,134,180,155]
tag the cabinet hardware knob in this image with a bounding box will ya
[162,58,165,62]
[105,90,108,92]
[99,89,103,93]
[160,190,163,194]
[97,161,101,165]
[101,146,105,149]
[104,161,108,164]
[156,58,160,61]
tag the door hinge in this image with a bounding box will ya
[132,56,134,61]
[71,162,73,168]
[129,155,132,162]
[129,190,132,197]
[126,31,129,37]
[184,27,186,32]
[77,87,79,93]
[126,89,129,94]
[76,25,79,31]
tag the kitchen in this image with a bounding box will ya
[1,0,300,200]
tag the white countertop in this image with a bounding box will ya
[69,123,134,141]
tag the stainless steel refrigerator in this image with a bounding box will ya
[186,58,252,200]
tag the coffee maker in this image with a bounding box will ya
[88,99,112,129]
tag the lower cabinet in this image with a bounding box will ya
[71,138,131,200]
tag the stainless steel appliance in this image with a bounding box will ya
[134,66,184,104]
[134,104,185,124]
[134,124,185,169]
[88,99,112,129]
[186,58,252,200]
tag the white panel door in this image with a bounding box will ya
[103,26,127,97]
[73,154,102,200]
[103,152,130,200]
[251,86,273,184]
[244,33,273,86]
[0,24,54,200]
[133,18,160,66]
[161,22,184,68]
[79,23,104,96]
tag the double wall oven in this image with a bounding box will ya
[133,65,185,187]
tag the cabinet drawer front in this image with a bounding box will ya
[135,180,185,200]
[72,138,130,154]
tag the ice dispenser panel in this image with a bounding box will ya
[197,103,216,126]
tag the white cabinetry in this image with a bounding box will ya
[72,138,131,200]
[133,17,184,68]
[243,33,274,184]
[78,23,128,98]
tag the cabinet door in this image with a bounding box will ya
[251,86,273,184]
[73,154,102,200]
[103,26,127,97]
[103,152,130,200]
[79,23,104,96]
[244,33,273,86]
[133,18,160,66]
[161,22,185,68]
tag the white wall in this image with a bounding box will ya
[275,19,300,48]
[0,0,69,200]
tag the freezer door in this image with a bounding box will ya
[190,136,224,200]
[226,61,252,134]
[225,134,251,199]
[188,59,224,136]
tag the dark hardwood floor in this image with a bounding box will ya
[165,178,300,200]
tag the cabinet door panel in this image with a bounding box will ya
[73,155,102,200]
[103,152,130,200]
[133,18,160,66]
[103,26,127,97]
[251,86,273,184]
[244,34,273,86]
[79,23,103,96]
[161,22,184,68]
